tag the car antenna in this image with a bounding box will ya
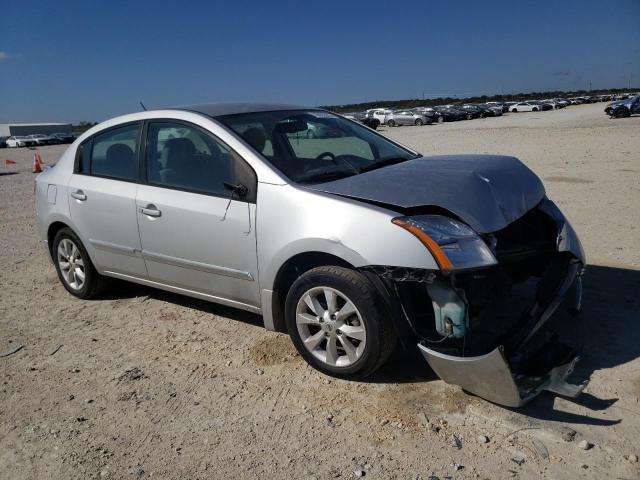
[139,101,147,111]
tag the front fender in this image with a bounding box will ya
[256,183,439,293]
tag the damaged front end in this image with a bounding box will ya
[365,198,587,407]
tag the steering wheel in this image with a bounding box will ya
[315,151,336,162]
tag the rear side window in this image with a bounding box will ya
[89,124,140,181]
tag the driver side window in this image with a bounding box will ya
[146,122,254,199]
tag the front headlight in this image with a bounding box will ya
[392,215,497,271]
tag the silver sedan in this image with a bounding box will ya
[384,110,432,127]
[35,103,587,407]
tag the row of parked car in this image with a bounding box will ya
[1,132,75,148]
[342,93,638,128]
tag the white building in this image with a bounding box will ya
[0,123,73,138]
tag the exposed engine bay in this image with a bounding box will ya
[363,198,587,407]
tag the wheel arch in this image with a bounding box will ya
[47,221,72,259]
[269,251,357,332]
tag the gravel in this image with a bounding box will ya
[1,103,638,479]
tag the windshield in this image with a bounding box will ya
[217,110,419,183]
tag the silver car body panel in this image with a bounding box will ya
[35,105,588,407]
[418,345,586,407]
[35,107,439,319]
[135,183,259,306]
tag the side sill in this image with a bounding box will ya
[102,270,262,315]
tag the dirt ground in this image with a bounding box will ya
[1,103,639,480]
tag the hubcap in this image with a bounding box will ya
[296,287,366,368]
[57,238,85,290]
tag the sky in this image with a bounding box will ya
[1,0,639,123]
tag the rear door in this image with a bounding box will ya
[135,120,260,308]
[67,122,147,277]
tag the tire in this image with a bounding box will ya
[386,119,396,127]
[414,118,423,126]
[284,266,396,379]
[511,108,518,113]
[437,116,444,123]
[532,108,538,112]
[614,108,630,118]
[52,227,105,299]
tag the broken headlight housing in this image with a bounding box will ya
[392,215,497,271]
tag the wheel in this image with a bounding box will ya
[285,266,396,379]
[512,108,518,113]
[386,119,396,127]
[614,108,630,118]
[466,114,472,120]
[414,118,423,126]
[437,116,444,123]
[532,107,538,112]
[52,227,104,299]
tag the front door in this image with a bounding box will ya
[135,121,260,308]
[67,122,147,278]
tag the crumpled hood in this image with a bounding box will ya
[305,155,545,234]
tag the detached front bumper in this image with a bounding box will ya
[367,198,588,408]
[418,261,586,407]
[419,345,585,407]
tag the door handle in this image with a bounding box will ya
[139,205,161,217]
[71,190,87,201]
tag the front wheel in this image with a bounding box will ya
[386,119,396,127]
[614,108,630,118]
[285,266,396,379]
[511,108,518,113]
[532,107,538,112]
[414,118,423,126]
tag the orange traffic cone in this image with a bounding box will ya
[32,153,42,173]
[4,159,16,165]
[36,152,44,166]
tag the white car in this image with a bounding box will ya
[6,136,36,148]
[365,108,393,125]
[509,102,542,113]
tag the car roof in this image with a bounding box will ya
[173,102,311,117]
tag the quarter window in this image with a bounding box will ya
[89,124,140,180]
[146,122,241,198]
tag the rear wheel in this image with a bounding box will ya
[52,227,104,299]
[285,266,396,379]
[386,119,396,127]
[414,118,423,126]
[532,107,538,112]
[512,108,518,113]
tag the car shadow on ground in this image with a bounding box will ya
[101,264,639,421]
[101,279,265,328]
[512,264,640,424]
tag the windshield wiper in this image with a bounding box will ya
[297,170,357,184]
[358,156,413,174]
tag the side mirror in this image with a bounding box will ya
[224,181,248,198]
